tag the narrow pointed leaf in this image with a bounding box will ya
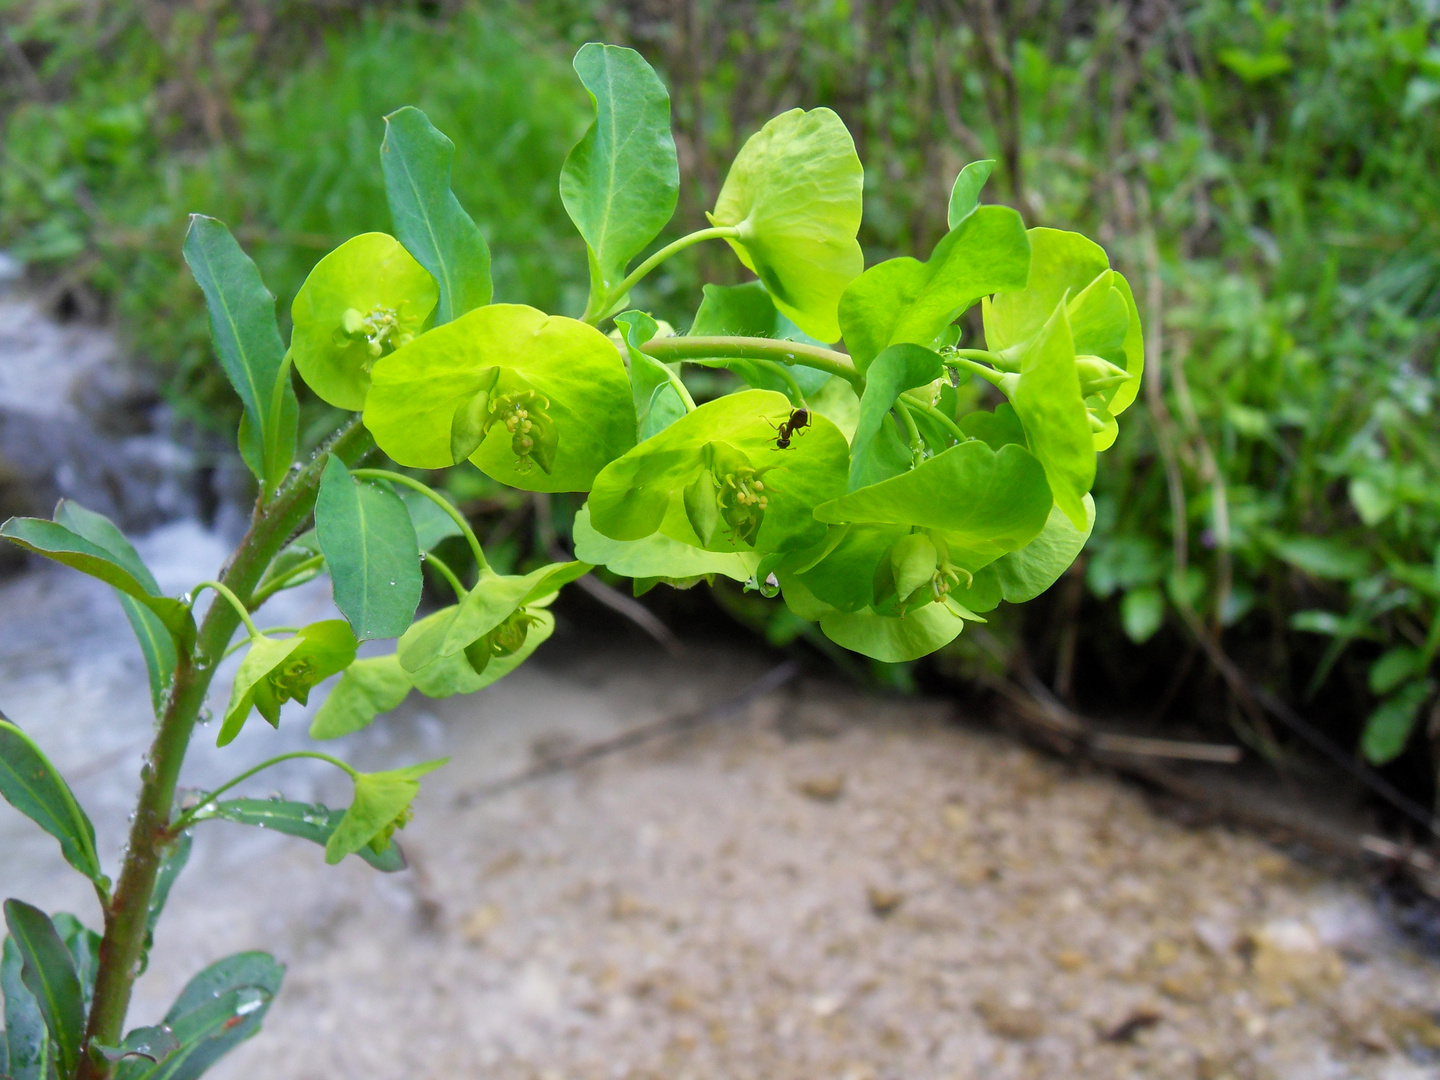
[2,936,53,1080]
[182,215,296,490]
[192,799,406,872]
[0,720,102,885]
[0,518,192,640]
[145,833,192,943]
[560,43,679,311]
[381,107,491,323]
[309,655,412,741]
[2,902,81,1079]
[51,501,177,712]
[315,458,423,641]
[93,1027,180,1065]
[116,953,284,1080]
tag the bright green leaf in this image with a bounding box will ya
[708,108,864,343]
[947,159,996,229]
[315,457,423,640]
[847,343,944,490]
[816,441,1052,569]
[572,504,755,582]
[615,310,687,440]
[589,389,849,554]
[1370,648,1426,696]
[396,562,586,672]
[819,600,968,663]
[991,494,1095,603]
[365,303,636,491]
[381,107,491,323]
[309,655,413,741]
[325,760,447,865]
[192,799,406,872]
[1002,299,1095,528]
[290,232,438,410]
[217,622,357,746]
[560,43,678,313]
[838,206,1029,371]
[0,720,102,885]
[408,608,555,699]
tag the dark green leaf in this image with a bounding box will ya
[381,107,492,323]
[1370,648,1425,696]
[2,902,81,1079]
[193,799,406,872]
[315,457,423,641]
[182,215,297,491]
[947,159,996,228]
[2,935,55,1080]
[46,915,99,1017]
[116,953,284,1080]
[0,720,102,885]
[325,761,445,865]
[53,496,180,715]
[309,655,412,741]
[254,531,323,599]
[400,493,462,553]
[560,43,679,313]
[0,518,192,641]
[1362,680,1435,765]
[146,833,192,943]
[847,343,943,490]
[1270,535,1370,581]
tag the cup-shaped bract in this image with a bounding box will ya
[588,390,849,554]
[982,228,1144,449]
[291,233,438,410]
[218,621,358,746]
[363,304,636,492]
[707,109,864,344]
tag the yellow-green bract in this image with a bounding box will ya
[588,390,850,554]
[363,303,635,492]
[707,108,864,344]
[290,232,438,410]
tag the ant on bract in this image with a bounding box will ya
[765,407,811,450]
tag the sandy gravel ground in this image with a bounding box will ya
[2,532,1439,1080]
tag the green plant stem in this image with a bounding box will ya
[221,628,300,661]
[585,226,740,324]
[662,363,697,411]
[168,752,358,834]
[190,580,263,645]
[894,398,923,453]
[422,550,467,601]
[350,469,488,572]
[76,417,373,1080]
[950,355,1006,388]
[902,392,966,443]
[642,336,862,391]
[250,553,324,607]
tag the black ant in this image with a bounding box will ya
[766,407,811,449]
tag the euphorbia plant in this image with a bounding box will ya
[0,42,1140,1079]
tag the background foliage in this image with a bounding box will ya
[3,0,1439,801]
